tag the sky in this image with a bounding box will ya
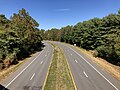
[0,0,120,30]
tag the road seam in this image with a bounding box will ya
[3,51,42,89]
[67,46,118,90]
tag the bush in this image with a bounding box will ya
[94,46,108,58]
[0,54,2,62]
[0,63,4,70]
[95,46,120,66]
[4,52,17,68]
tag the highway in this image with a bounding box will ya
[1,42,53,90]
[53,42,120,90]
[1,41,120,90]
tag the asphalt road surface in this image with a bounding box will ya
[1,41,120,90]
[52,42,120,90]
[1,42,53,90]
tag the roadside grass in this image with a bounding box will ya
[68,44,120,81]
[0,61,24,82]
[44,44,75,90]
[0,52,39,83]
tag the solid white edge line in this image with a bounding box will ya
[67,46,118,90]
[4,52,42,89]
[30,73,35,80]
[83,71,88,78]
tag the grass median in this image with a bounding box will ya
[43,43,76,90]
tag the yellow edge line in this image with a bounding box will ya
[61,48,78,90]
[42,44,54,90]
[42,43,77,90]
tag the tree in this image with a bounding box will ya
[0,8,43,69]
[43,9,120,66]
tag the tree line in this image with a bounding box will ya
[44,10,120,66]
[0,8,43,69]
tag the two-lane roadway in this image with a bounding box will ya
[1,42,53,90]
[53,42,120,90]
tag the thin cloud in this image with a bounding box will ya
[55,9,70,12]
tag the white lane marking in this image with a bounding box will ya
[4,52,42,89]
[75,59,78,63]
[83,71,88,78]
[30,73,35,80]
[40,61,43,64]
[43,47,46,50]
[67,46,118,90]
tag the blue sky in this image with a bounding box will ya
[0,0,120,30]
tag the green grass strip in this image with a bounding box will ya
[44,43,75,90]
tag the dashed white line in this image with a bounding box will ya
[4,52,42,89]
[30,73,35,80]
[43,47,46,49]
[75,59,78,63]
[83,71,88,78]
[67,46,119,90]
[40,61,43,64]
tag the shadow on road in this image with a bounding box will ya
[14,42,46,63]
[23,86,42,90]
[0,84,9,90]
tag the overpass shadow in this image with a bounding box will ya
[23,86,42,90]
[0,84,9,90]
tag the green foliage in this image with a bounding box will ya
[44,28,61,41]
[44,9,120,66]
[0,8,42,69]
[95,45,120,66]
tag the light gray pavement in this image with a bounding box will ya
[1,41,120,90]
[53,42,120,90]
[1,42,53,90]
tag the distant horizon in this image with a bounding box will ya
[0,0,120,30]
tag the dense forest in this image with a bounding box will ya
[0,8,120,70]
[0,8,43,69]
[44,10,120,66]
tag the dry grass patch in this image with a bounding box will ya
[0,61,24,82]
